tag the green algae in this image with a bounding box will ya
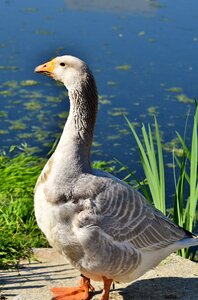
[115,64,132,71]
[106,134,121,141]
[10,99,23,105]
[0,90,13,96]
[108,124,121,130]
[23,101,42,111]
[57,111,69,119]
[147,106,159,116]
[112,143,121,147]
[130,122,139,128]
[138,31,145,36]
[20,80,39,87]
[0,111,8,117]
[32,127,50,142]
[107,81,118,86]
[167,87,183,93]
[99,99,111,105]
[2,80,18,89]
[118,128,130,135]
[175,94,194,104]
[166,163,175,169]
[163,137,184,157]
[99,95,111,105]
[108,107,129,116]
[92,141,102,147]
[17,133,33,139]
[91,149,103,156]
[36,111,51,122]
[9,120,27,130]
[19,90,43,99]
[0,130,9,135]
[0,66,17,70]
[46,96,62,103]
[108,111,124,117]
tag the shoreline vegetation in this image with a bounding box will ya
[0,106,198,268]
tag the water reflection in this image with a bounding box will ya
[64,0,159,15]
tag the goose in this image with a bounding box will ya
[34,55,198,300]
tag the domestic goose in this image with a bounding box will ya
[34,55,198,300]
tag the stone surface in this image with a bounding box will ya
[0,249,198,300]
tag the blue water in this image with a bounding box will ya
[0,0,198,206]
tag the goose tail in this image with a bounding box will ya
[177,231,198,249]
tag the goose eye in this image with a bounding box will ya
[60,62,65,67]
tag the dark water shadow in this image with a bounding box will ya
[117,277,198,300]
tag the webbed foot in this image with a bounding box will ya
[51,276,95,300]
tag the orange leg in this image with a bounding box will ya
[51,275,95,300]
[99,277,113,300]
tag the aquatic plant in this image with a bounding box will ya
[167,87,183,93]
[173,105,198,258]
[176,94,194,104]
[0,66,17,70]
[23,100,42,111]
[125,116,166,215]
[125,105,198,259]
[20,80,39,87]
[115,64,132,71]
[8,120,27,130]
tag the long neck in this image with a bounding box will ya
[55,72,98,174]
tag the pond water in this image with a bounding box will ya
[0,0,198,206]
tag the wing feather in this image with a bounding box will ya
[74,172,187,253]
[85,174,188,251]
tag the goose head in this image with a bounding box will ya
[35,55,90,91]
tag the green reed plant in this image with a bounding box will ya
[125,106,198,259]
[173,105,198,257]
[125,116,166,215]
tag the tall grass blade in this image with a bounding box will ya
[125,116,166,214]
[173,104,198,258]
[188,106,198,232]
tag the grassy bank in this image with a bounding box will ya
[0,150,48,267]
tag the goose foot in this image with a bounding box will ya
[99,277,113,300]
[51,276,95,300]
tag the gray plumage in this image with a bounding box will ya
[34,55,198,285]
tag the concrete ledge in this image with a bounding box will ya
[0,248,197,300]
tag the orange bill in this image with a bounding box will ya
[35,59,55,78]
